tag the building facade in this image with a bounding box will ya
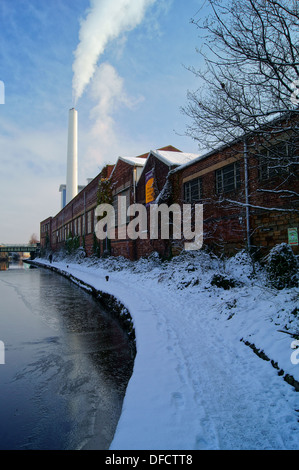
[41,118,298,260]
[170,115,299,256]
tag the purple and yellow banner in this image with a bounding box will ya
[145,169,155,206]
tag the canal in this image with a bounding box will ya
[0,261,134,450]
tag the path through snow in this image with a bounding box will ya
[33,254,299,450]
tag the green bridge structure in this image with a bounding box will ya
[0,244,40,259]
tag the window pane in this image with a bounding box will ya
[216,162,240,193]
[216,169,223,193]
[113,189,131,226]
[87,211,92,234]
[184,178,201,202]
[259,143,290,180]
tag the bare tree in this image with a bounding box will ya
[183,0,299,148]
[29,234,39,244]
[182,0,299,251]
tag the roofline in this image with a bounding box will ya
[137,149,184,181]
[118,156,146,166]
[110,146,184,181]
[150,149,179,166]
[172,109,299,174]
[51,169,107,220]
[138,149,203,181]
[171,148,222,174]
[109,155,146,180]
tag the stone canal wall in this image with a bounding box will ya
[24,260,136,359]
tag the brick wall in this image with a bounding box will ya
[171,144,248,254]
[251,212,299,255]
[40,130,298,260]
[40,217,52,249]
[171,134,298,255]
[136,154,174,204]
[43,169,106,255]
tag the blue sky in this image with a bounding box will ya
[0,0,208,244]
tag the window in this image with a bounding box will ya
[216,162,241,193]
[184,177,202,202]
[259,142,295,180]
[113,189,131,226]
[87,211,92,234]
[94,209,97,231]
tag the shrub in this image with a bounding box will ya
[210,273,242,290]
[65,232,80,254]
[265,243,298,289]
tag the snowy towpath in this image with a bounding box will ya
[34,256,299,450]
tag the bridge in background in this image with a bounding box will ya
[0,244,40,259]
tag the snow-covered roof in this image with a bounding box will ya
[171,152,208,173]
[151,150,200,166]
[110,149,200,181]
[118,156,146,166]
[137,149,201,181]
[109,155,146,180]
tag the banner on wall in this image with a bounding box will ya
[145,169,155,206]
[288,227,298,246]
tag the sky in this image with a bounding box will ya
[0,0,208,244]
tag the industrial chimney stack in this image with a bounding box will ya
[66,108,78,205]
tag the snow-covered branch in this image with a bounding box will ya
[225,199,299,213]
[256,189,299,197]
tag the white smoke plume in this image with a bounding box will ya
[72,0,157,103]
[79,62,144,177]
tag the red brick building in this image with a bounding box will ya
[170,117,299,256]
[108,146,200,259]
[41,164,114,257]
[40,146,198,259]
[109,153,147,259]
[40,216,52,251]
[41,116,298,260]
[134,147,201,258]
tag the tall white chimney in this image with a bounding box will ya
[66,108,78,204]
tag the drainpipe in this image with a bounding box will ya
[243,139,251,250]
[84,191,86,236]
[133,166,137,260]
[133,166,137,203]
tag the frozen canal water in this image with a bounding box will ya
[0,261,134,450]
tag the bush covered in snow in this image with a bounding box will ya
[265,243,298,290]
[210,273,243,290]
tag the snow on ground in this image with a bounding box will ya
[33,250,299,450]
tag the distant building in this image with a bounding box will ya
[59,183,87,210]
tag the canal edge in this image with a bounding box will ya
[24,259,136,359]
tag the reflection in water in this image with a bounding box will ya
[0,260,8,271]
[0,263,135,450]
[0,259,30,271]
